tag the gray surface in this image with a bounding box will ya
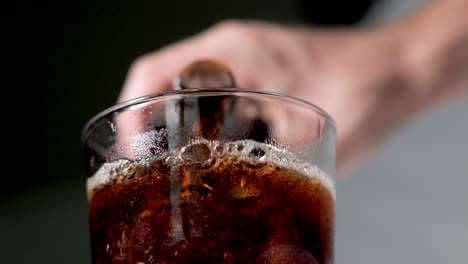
[336,102,468,264]
[362,0,428,25]
[337,2,468,263]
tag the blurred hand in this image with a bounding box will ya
[119,3,468,175]
[119,20,416,176]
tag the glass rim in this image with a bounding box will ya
[81,87,336,143]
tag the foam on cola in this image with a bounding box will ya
[88,139,335,264]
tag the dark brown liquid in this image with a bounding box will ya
[88,140,334,264]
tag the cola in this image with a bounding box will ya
[87,139,335,264]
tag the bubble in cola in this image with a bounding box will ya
[87,139,335,264]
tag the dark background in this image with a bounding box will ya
[3,1,375,263]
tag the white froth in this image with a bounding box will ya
[87,139,335,199]
[131,129,167,161]
[86,159,135,195]
[196,139,336,199]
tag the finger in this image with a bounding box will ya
[115,36,210,158]
[118,41,195,102]
[115,33,238,159]
[118,33,223,102]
